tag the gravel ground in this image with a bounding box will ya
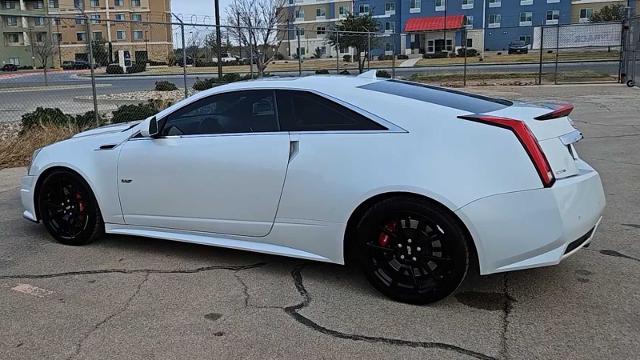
[0,84,638,360]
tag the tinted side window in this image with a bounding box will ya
[276,90,387,131]
[160,90,278,136]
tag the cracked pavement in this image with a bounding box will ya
[1,84,639,359]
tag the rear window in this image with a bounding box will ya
[358,80,512,114]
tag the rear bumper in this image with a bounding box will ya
[455,159,606,275]
[21,175,38,223]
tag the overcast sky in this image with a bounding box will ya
[171,0,233,25]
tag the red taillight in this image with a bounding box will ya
[534,103,574,120]
[458,114,556,188]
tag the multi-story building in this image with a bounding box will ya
[0,0,48,67]
[357,0,573,54]
[50,0,172,66]
[570,0,634,23]
[0,0,172,68]
[278,0,354,59]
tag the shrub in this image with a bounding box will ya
[0,124,76,170]
[377,55,391,61]
[148,60,168,66]
[422,52,449,59]
[126,62,147,74]
[106,64,124,74]
[192,78,216,91]
[457,48,479,57]
[221,73,242,83]
[397,54,409,60]
[154,80,178,91]
[111,102,160,123]
[315,69,330,74]
[339,69,350,75]
[274,52,285,60]
[376,70,391,78]
[343,54,351,62]
[20,108,103,133]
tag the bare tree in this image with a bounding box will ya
[225,0,289,76]
[30,30,58,86]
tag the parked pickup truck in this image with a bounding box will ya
[212,53,240,63]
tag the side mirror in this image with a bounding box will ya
[139,116,158,137]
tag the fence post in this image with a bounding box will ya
[463,29,467,87]
[538,26,544,85]
[85,17,99,126]
[297,29,302,76]
[249,25,254,79]
[554,23,560,85]
[391,32,396,79]
[367,32,371,71]
[618,21,625,83]
[336,30,340,73]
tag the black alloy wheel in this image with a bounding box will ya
[356,197,470,304]
[38,170,104,245]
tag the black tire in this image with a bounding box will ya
[627,80,635,88]
[355,197,469,304]
[38,170,104,246]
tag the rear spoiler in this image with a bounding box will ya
[534,103,574,121]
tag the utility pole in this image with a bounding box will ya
[214,0,223,79]
[443,0,447,53]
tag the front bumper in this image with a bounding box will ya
[456,159,606,275]
[21,175,38,223]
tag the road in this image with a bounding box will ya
[0,84,639,359]
[0,60,621,123]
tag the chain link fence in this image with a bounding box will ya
[623,16,639,87]
[0,14,629,142]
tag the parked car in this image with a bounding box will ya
[2,64,18,71]
[176,56,194,67]
[508,40,529,54]
[22,73,605,304]
[212,53,240,63]
[62,60,96,70]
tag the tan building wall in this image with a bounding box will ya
[50,0,172,65]
[570,0,626,23]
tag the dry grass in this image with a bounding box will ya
[0,125,77,170]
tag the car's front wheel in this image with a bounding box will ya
[38,170,104,246]
[356,197,470,304]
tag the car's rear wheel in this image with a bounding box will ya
[38,170,104,246]
[356,197,469,304]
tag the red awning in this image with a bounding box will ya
[404,15,465,32]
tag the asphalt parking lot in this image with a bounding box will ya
[1,84,639,360]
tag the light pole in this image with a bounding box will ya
[443,0,447,54]
[75,4,99,127]
[214,0,223,79]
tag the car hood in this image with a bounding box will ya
[72,121,141,138]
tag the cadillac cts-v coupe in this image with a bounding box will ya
[21,73,605,304]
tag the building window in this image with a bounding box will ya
[410,0,420,13]
[74,0,83,10]
[296,47,305,56]
[90,14,100,24]
[435,0,444,11]
[446,39,452,51]
[76,32,86,41]
[488,14,501,28]
[519,12,532,26]
[546,10,559,25]
[53,33,62,43]
[93,31,103,40]
[519,35,532,45]
[385,21,394,33]
[427,40,434,53]
[90,0,99,7]
[32,1,44,9]
[48,0,59,8]
[7,33,20,44]
[75,16,86,25]
[132,0,141,7]
[464,15,474,29]
[338,6,347,18]
[385,2,395,15]
[133,30,144,40]
[115,13,125,21]
[131,13,142,22]
[35,32,46,43]
[358,4,369,15]
[8,57,20,65]
[114,0,124,6]
[295,9,304,20]
[462,0,473,10]
[316,8,325,19]
[316,26,325,35]
[466,38,473,48]
[6,16,18,27]
[116,30,126,40]
[296,28,304,36]
[2,1,18,9]
[34,17,46,26]
[579,8,592,23]
[520,0,533,5]
[488,0,501,8]
[385,42,392,51]
[547,0,559,3]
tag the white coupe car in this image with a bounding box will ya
[21,74,605,304]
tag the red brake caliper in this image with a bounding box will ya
[378,221,397,247]
[75,192,85,215]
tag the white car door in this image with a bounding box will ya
[117,90,289,237]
